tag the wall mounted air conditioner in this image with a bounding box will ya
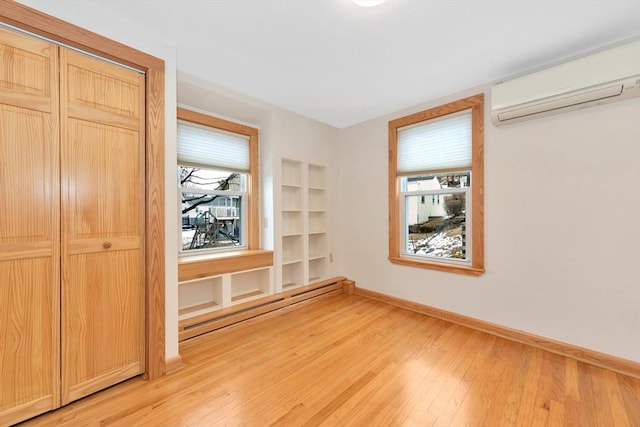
[491,40,640,126]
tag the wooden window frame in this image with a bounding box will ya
[388,94,484,276]
[1,1,166,378]
[177,107,269,279]
[177,108,259,251]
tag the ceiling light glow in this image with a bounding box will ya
[353,0,386,7]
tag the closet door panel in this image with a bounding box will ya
[0,29,60,425]
[62,251,143,402]
[65,120,141,239]
[0,259,55,421]
[60,49,145,404]
[0,27,56,112]
[64,50,141,129]
[0,107,55,243]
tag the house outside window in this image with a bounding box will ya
[177,108,259,254]
[388,94,484,275]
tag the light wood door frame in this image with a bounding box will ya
[0,1,166,380]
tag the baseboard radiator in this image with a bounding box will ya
[179,276,348,342]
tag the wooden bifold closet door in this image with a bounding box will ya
[0,27,145,425]
[0,27,61,424]
[59,47,146,405]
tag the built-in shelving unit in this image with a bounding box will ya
[306,163,328,283]
[177,250,275,340]
[177,157,332,342]
[280,159,305,289]
[279,159,330,290]
[178,265,274,323]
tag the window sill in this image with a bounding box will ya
[178,249,274,281]
[388,256,484,276]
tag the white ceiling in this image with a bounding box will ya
[43,0,640,128]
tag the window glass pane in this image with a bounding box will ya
[179,166,245,192]
[181,193,243,251]
[405,192,467,260]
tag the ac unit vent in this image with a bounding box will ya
[491,40,640,126]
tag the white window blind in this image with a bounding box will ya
[177,121,250,172]
[397,110,472,176]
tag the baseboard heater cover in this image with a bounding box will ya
[184,297,286,331]
[181,279,345,341]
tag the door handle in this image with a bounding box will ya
[103,241,112,249]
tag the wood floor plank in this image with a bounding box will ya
[589,366,616,427]
[531,351,556,426]
[602,369,631,427]
[468,337,526,426]
[18,294,640,426]
[496,345,534,425]
[618,374,640,423]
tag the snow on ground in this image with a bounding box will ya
[408,233,462,258]
[182,230,195,247]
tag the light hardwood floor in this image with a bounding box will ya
[19,294,640,426]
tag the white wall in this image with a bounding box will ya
[338,89,640,362]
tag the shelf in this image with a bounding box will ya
[282,211,303,235]
[308,188,325,212]
[230,267,271,305]
[178,249,273,282]
[308,211,326,234]
[282,159,303,187]
[282,185,302,210]
[178,301,221,320]
[282,261,303,289]
[282,234,303,263]
[309,257,327,283]
[178,276,223,320]
[309,233,327,259]
[231,290,264,303]
[308,164,327,189]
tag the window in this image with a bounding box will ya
[388,94,484,275]
[177,108,259,254]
